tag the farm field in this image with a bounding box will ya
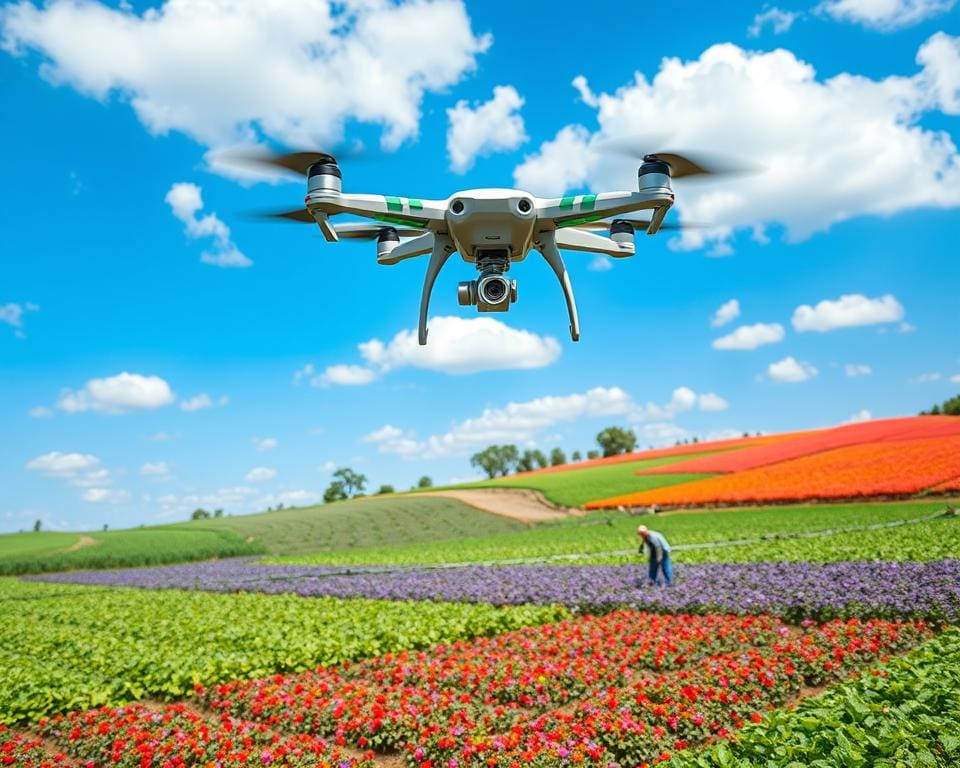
[273,499,955,566]
[0,495,521,575]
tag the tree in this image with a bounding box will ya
[214,509,224,518]
[517,449,548,473]
[323,481,348,503]
[376,484,395,495]
[922,395,959,416]
[595,426,637,457]
[470,444,520,478]
[332,467,366,497]
[550,447,566,466]
[586,449,600,460]
[571,450,582,462]
[102,523,108,531]
[417,475,433,489]
[33,519,41,532]
[191,508,211,520]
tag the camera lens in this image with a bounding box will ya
[518,198,532,213]
[482,277,507,303]
[451,199,465,214]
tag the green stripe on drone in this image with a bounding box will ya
[559,196,575,209]
[555,212,608,228]
[374,213,427,227]
[408,198,424,211]
[580,194,597,211]
[385,196,404,212]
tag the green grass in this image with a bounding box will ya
[0,527,262,576]
[437,453,717,507]
[0,578,566,723]
[0,495,525,574]
[174,495,527,555]
[274,499,957,567]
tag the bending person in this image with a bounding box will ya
[636,525,672,586]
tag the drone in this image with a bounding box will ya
[235,147,735,345]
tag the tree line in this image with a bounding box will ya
[921,393,960,416]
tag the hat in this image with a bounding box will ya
[636,525,649,536]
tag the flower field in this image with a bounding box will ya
[29,558,960,622]
[589,433,960,508]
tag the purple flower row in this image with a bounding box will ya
[28,558,960,622]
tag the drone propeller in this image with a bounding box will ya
[215,145,364,177]
[596,138,755,179]
[244,207,316,223]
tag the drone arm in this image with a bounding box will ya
[554,227,635,258]
[418,234,455,345]
[378,232,435,265]
[539,191,673,231]
[308,192,446,227]
[535,232,580,342]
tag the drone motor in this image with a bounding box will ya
[638,155,672,195]
[376,227,400,259]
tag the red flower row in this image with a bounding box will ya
[37,703,374,768]
[1,726,67,768]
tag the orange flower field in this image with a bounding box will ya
[586,433,960,509]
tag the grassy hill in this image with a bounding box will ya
[0,495,521,575]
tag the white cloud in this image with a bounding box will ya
[26,451,99,477]
[845,408,873,423]
[911,371,942,383]
[710,299,740,327]
[310,316,561,386]
[768,356,819,383]
[364,383,726,459]
[447,85,527,173]
[698,392,730,411]
[513,35,960,252]
[712,322,785,350]
[180,393,211,412]
[252,437,278,452]
[293,364,315,385]
[950,373,960,383]
[319,460,337,472]
[56,372,175,414]
[587,255,613,272]
[165,182,251,268]
[0,301,38,337]
[637,422,691,446]
[140,461,170,477]
[749,6,800,36]
[82,488,131,504]
[245,466,277,482]
[1,0,490,160]
[919,32,960,114]
[29,405,53,418]
[792,294,905,332]
[816,0,956,30]
[845,363,873,377]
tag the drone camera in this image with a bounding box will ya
[459,247,518,312]
[638,155,672,195]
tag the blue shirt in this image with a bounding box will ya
[641,531,671,561]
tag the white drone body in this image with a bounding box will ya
[247,151,715,344]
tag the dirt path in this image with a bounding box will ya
[57,535,97,554]
[421,488,583,524]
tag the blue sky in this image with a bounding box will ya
[1,0,958,531]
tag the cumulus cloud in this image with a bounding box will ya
[56,372,175,414]
[587,256,613,272]
[749,6,800,36]
[1,0,490,160]
[82,488,131,504]
[245,466,277,482]
[816,0,956,29]
[513,35,960,252]
[768,356,819,383]
[845,408,873,423]
[140,461,170,478]
[845,363,873,377]
[710,299,740,327]
[166,182,250,268]
[918,32,960,114]
[792,294,904,332]
[252,437,278,452]
[365,384,728,459]
[29,406,53,418]
[712,322,785,350]
[447,85,527,173]
[179,393,227,412]
[26,451,100,477]
[950,373,960,383]
[306,316,561,387]
[0,301,39,337]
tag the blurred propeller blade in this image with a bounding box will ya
[245,208,315,223]
[215,144,365,177]
[596,137,756,178]
[572,217,710,231]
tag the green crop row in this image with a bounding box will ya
[676,626,960,767]
[0,527,263,576]
[274,500,956,567]
[0,579,566,724]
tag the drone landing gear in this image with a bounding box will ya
[419,234,455,345]
[536,233,580,342]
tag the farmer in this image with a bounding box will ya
[637,525,672,586]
